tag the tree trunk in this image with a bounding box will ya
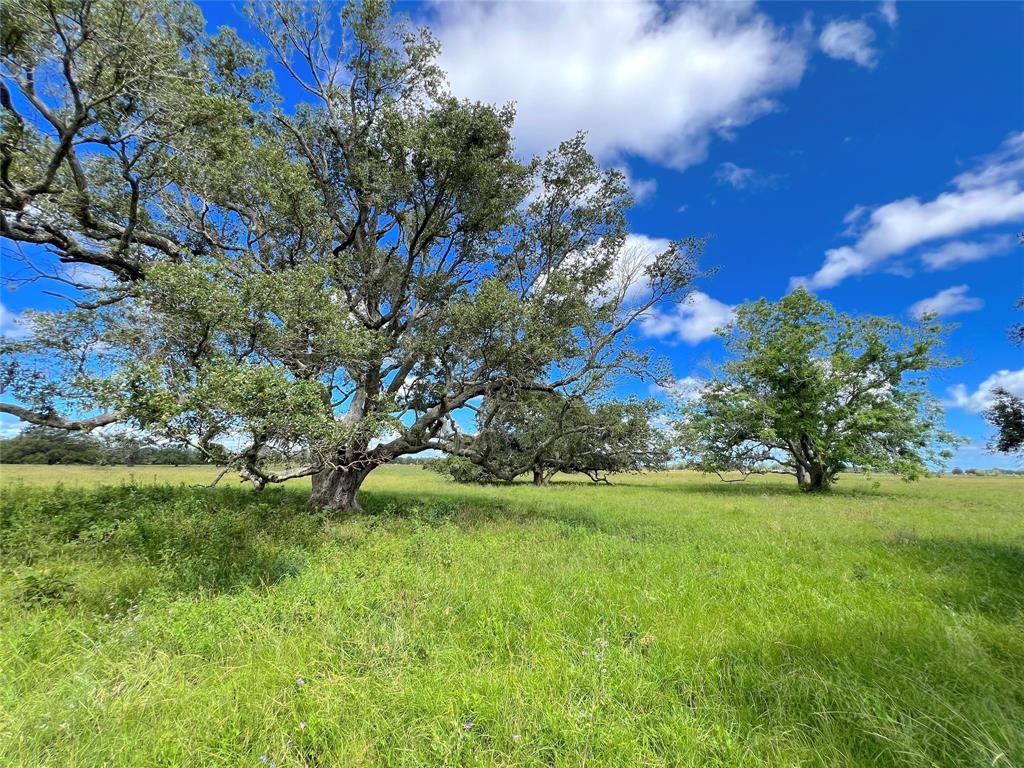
[309,466,369,512]
[532,467,549,486]
[797,463,828,492]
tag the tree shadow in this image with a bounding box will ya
[4,483,330,610]
[674,623,1024,765]
[881,534,1024,622]
[638,473,893,499]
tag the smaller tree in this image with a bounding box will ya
[674,288,958,491]
[432,393,670,485]
[984,387,1024,456]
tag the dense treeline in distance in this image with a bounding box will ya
[0,427,208,465]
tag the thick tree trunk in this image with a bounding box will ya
[797,463,828,492]
[309,466,369,512]
[532,467,549,486]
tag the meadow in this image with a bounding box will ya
[0,464,1021,767]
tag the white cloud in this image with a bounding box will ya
[908,285,983,319]
[792,132,1024,289]
[0,413,27,439]
[433,1,808,170]
[819,19,877,69]
[715,161,781,191]
[921,235,1015,270]
[879,1,898,28]
[617,166,657,203]
[640,291,734,345]
[946,369,1024,414]
[614,233,674,303]
[670,375,707,402]
[650,375,706,402]
[716,162,757,189]
[0,301,32,340]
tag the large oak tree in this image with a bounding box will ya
[1,0,699,510]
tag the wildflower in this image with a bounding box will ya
[296,676,306,687]
[298,721,307,730]
[463,720,473,731]
[601,667,608,674]
[581,650,587,657]
[512,734,521,743]
[258,756,268,764]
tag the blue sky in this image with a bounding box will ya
[2,0,1022,468]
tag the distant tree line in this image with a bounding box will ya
[950,467,1024,476]
[0,428,208,465]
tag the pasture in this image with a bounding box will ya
[1,465,1022,767]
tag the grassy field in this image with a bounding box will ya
[0,465,1021,767]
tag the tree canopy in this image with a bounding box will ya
[674,289,958,491]
[428,392,670,485]
[1,0,700,509]
[984,388,1024,457]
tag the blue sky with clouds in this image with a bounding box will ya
[2,0,1022,468]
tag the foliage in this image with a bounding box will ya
[0,426,102,464]
[674,289,958,491]
[1,0,700,510]
[441,392,671,484]
[0,426,207,464]
[1,465,1022,766]
[422,455,499,484]
[985,387,1024,456]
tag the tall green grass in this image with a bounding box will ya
[1,466,1022,766]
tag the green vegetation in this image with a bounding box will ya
[677,289,957,491]
[2,0,698,511]
[437,393,670,485]
[2,465,1021,767]
[0,427,208,466]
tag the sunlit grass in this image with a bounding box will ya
[1,465,1021,766]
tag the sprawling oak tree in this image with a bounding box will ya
[430,392,670,485]
[1,0,699,510]
[674,289,958,491]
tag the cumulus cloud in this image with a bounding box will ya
[921,235,1016,270]
[433,1,808,170]
[617,166,657,203]
[946,369,1024,413]
[792,132,1024,290]
[908,285,983,319]
[614,234,673,303]
[819,19,878,69]
[640,291,734,345]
